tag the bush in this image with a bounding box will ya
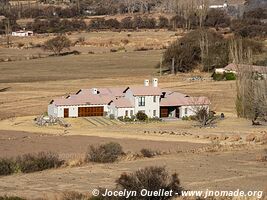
[136,112,148,121]
[121,17,133,29]
[109,114,115,120]
[182,116,189,120]
[213,72,236,81]
[61,191,88,200]
[225,72,236,80]
[105,19,120,29]
[204,9,230,28]
[16,152,63,173]
[134,47,152,51]
[117,116,124,121]
[0,196,26,200]
[170,15,186,29]
[140,149,155,158]
[116,166,183,199]
[0,158,15,176]
[123,116,133,122]
[85,142,124,163]
[213,73,225,81]
[158,16,169,28]
[230,18,267,38]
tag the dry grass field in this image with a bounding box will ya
[0,30,266,199]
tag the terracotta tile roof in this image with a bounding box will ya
[225,63,267,74]
[160,92,210,107]
[126,86,163,96]
[78,87,126,97]
[52,93,113,106]
[111,98,134,108]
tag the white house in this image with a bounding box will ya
[11,30,33,37]
[215,63,267,79]
[48,78,210,119]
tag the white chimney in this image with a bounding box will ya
[144,79,149,87]
[92,88,98,95]
[152,78,158,87]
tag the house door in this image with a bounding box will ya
[64,108,69,118]
[160,107,169,118]
[78,107,104,117]
[176,107,180,118]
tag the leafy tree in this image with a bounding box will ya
[42,35,71,56]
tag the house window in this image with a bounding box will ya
[185,108,188,115]
[138,96,145,106]
[130,110,133,116]
[153,110,156,117]
[153,96,157,103]
[125,110,128,117]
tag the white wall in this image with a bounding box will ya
[51,104,109,118]
[180,105,209,118]
[109,102,134,118]
[134,95,160,118]
[48,104,56,117]
[117,107,134,118]
[124,89,160,118]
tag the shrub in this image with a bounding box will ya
[0,196,26,200]
[158,16,169,28]
[116,166,183,199]
[17,43,24,48]
[182,116,189,120]
[16,152,63,173]
[121,17,133,29]
[225,72,236,80]
[140,148,155,158]
[134,47,152,51]
[117,116,124,121]
[204,9,230,28]
[170,15,186,29]
[61,191,88,200]
[213,73,225,81]
[0,158,15,176]
[213,72,236,81]
[85,142,124,163]
[110,48,118,53]
[77,37,85,43]
[136,112,148,121]
[105,18,120,29]
[123,116,133,122]
[89,18,106,29]
[109,114,115,120]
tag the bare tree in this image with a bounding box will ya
[231,39,267,124]
[196,0,208,28]
[236,65,267,124]
[188,97,217,127]
[4,18,11,47]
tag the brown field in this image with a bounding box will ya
[0,30,266,199]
